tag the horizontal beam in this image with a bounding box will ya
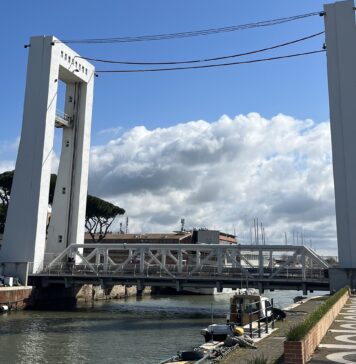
[67,243,317,252]
[28,274,330,291]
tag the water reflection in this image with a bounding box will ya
[0,291,323,364]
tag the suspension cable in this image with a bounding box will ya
[79,31,324,66]
[94,49,326,74]
[58,12,323,44]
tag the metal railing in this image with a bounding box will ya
[30,244,329,285]
[55,109,72,128]
[245,300,275,339]
[56,109,71,122]
[236,298,276,339]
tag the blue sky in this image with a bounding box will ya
[2,0,329,148]
[0,1,340,251]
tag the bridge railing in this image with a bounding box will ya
[33,243,329,283]
[55,109,72,128]
[37,263,326,282]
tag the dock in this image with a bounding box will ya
[220,296,328,364]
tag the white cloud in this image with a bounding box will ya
[88,113,337,255]
[97,126,123,136]
[0,160,15,173]
[0,137,19,169]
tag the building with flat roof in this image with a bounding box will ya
[85,229,237,245]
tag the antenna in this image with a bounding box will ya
[180,218,185,232]
[253,219,255,244]
[263,227,266,245]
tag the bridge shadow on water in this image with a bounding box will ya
[0,305,221,336]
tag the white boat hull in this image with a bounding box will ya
[183,287,236,295]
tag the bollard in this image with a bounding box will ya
[258,308,261,338]
[249,312,253,338]
[271,298,275,329]
[265,306,269,334]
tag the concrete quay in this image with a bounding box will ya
[220,297,328,364]
[0,286,33,309]
[0,283,149,310]
[309,295,356,364]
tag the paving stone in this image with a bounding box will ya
[309,296,356,364]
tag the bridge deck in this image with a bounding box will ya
[29,243,330,293]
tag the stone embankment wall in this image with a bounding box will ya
[0,286,33,309]
[284,290,350,364]
[77,284,151,301]
[0,284,151,309]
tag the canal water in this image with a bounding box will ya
[0,291,323,364]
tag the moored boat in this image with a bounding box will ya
[0,304,9,313]
[200,323,244,343]
[230,291,273,325]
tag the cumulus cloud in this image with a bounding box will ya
[97,126,123,136]
[0,160,15,173]
[0,137,19,172]
[88,113,337,255]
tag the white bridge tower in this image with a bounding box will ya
[324,0,356,288]
[0,36,94,282]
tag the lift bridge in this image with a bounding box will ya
[5,0,356,295]
[28,243,330,294]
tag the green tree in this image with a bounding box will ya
[0,170,14,206]
[0,171,14,234]
[0,170,58,233]
[0,203,6,234]
[0,170,125,240]
[85,195,125,243]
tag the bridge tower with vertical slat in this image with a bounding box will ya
[325,0,356,289]
[0,36,95,283]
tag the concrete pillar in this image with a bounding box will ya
[0,36,94,281]
[1,37,59,273]
[324,0,356,268]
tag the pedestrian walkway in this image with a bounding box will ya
[309,296,356,364]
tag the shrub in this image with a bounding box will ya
[286,287,349,341]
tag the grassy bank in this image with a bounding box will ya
[286,287,349,341]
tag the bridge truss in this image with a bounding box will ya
[29,244,330,293]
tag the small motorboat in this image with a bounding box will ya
[0,305,9,313]
[229,290,286,325]
[200,323,244,343]
[230,291,273,325]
